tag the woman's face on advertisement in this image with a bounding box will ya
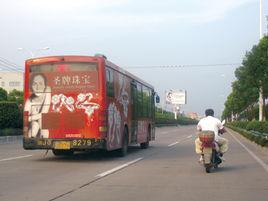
[32,75,45,96]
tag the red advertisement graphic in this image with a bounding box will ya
[24,71,100,139]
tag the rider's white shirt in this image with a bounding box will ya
[197,116,223,141]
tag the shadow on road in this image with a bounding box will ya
[33,145,149,163]
[212,164,248,173]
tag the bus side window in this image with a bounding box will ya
[106,68,114,97]
[137,83,143,118]
[149,89,152,118]
[142,86,150,118]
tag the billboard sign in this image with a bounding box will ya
[166,90,186,105]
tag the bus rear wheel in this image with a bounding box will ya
[118,128,128,157]
[140,126,150,149]
[140,140,149,149]
[52,149,74,156]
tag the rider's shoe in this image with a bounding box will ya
[219,156,226,162]
[218,153,226,162]
[199,155,204,163]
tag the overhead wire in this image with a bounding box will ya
[0,62,24,72]
[0,57,23,72]
[0,57,21,68]
[0,57,240,71]
[124,63,241,69]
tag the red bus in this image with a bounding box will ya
[23,55,159,156]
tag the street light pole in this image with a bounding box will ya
[260,0,263,39]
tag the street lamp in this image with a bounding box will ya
[17,47,50,58]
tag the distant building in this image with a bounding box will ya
[0,72,24,92]
[187,112,199,120]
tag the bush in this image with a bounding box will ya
[228,120,268,134]
[0,128,22,136]
[155,108,198,126]
[227,124,268,147]
[177,117,198,125]
[262,122,268,133]
[0,102,22,129]
[246,121,263,132]
[0,88,7,101]
[8,89,23,105]
[228,121,249,129]
[257,138,267,147]
[155,116,198,126]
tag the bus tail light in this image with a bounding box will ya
[28,57,63,65]
[99,126,107,132]
[56,64,69,72]
[98,110,108,137]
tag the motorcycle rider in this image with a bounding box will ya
[195,109,228,162]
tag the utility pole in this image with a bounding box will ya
[266,15,268,35]
[260,0,263,39]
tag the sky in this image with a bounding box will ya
[0,0,267,118]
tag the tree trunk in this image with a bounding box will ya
[259,85,265,121]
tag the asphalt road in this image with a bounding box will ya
[0,126,267,201]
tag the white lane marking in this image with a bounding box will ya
[229,130,268,173]
[168,135,193,147]
[0,155,33,162]
[96,157,143,178]
[168,141,179,147]
[161,132,168,134]
[159,129,180,135]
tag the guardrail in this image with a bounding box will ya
[250,130,268,139]
[0,136,22,144]
[227,125,268,147]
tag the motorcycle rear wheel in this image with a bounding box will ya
[205,165,211,173]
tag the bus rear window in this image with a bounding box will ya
[28,62,99,93]
[30,62,98,73]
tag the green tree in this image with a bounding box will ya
[224,36,268,121]
[0,87,8,101]
[8,89,23,105]
[242,37,268,121]
[222,91,242,121]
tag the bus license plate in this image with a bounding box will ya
[54,141,71,150]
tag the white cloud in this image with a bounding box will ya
[191,0,256,23]
[1,0,256,27]
[66,0,257,27]
[25,0,129,10]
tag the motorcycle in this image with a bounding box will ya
[198,120,225,173]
